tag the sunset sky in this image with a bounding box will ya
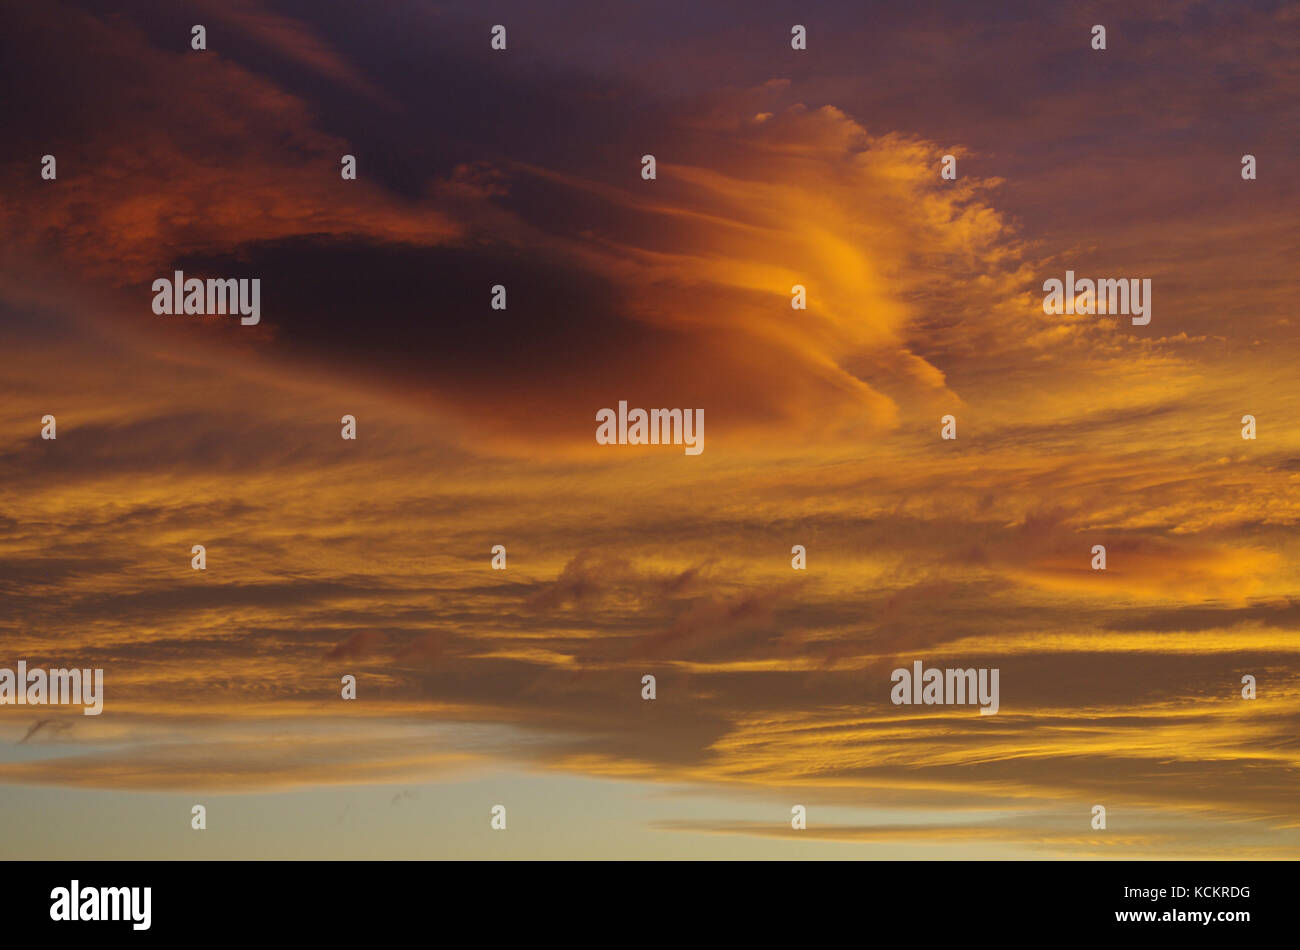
[1,0,1298,859]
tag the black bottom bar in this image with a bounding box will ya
[0,860,1285,938]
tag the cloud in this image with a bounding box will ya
[18,719,72,745]
[1,0,1298,859]
[324,631,387,661]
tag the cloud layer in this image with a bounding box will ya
[1,0,1298,858]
